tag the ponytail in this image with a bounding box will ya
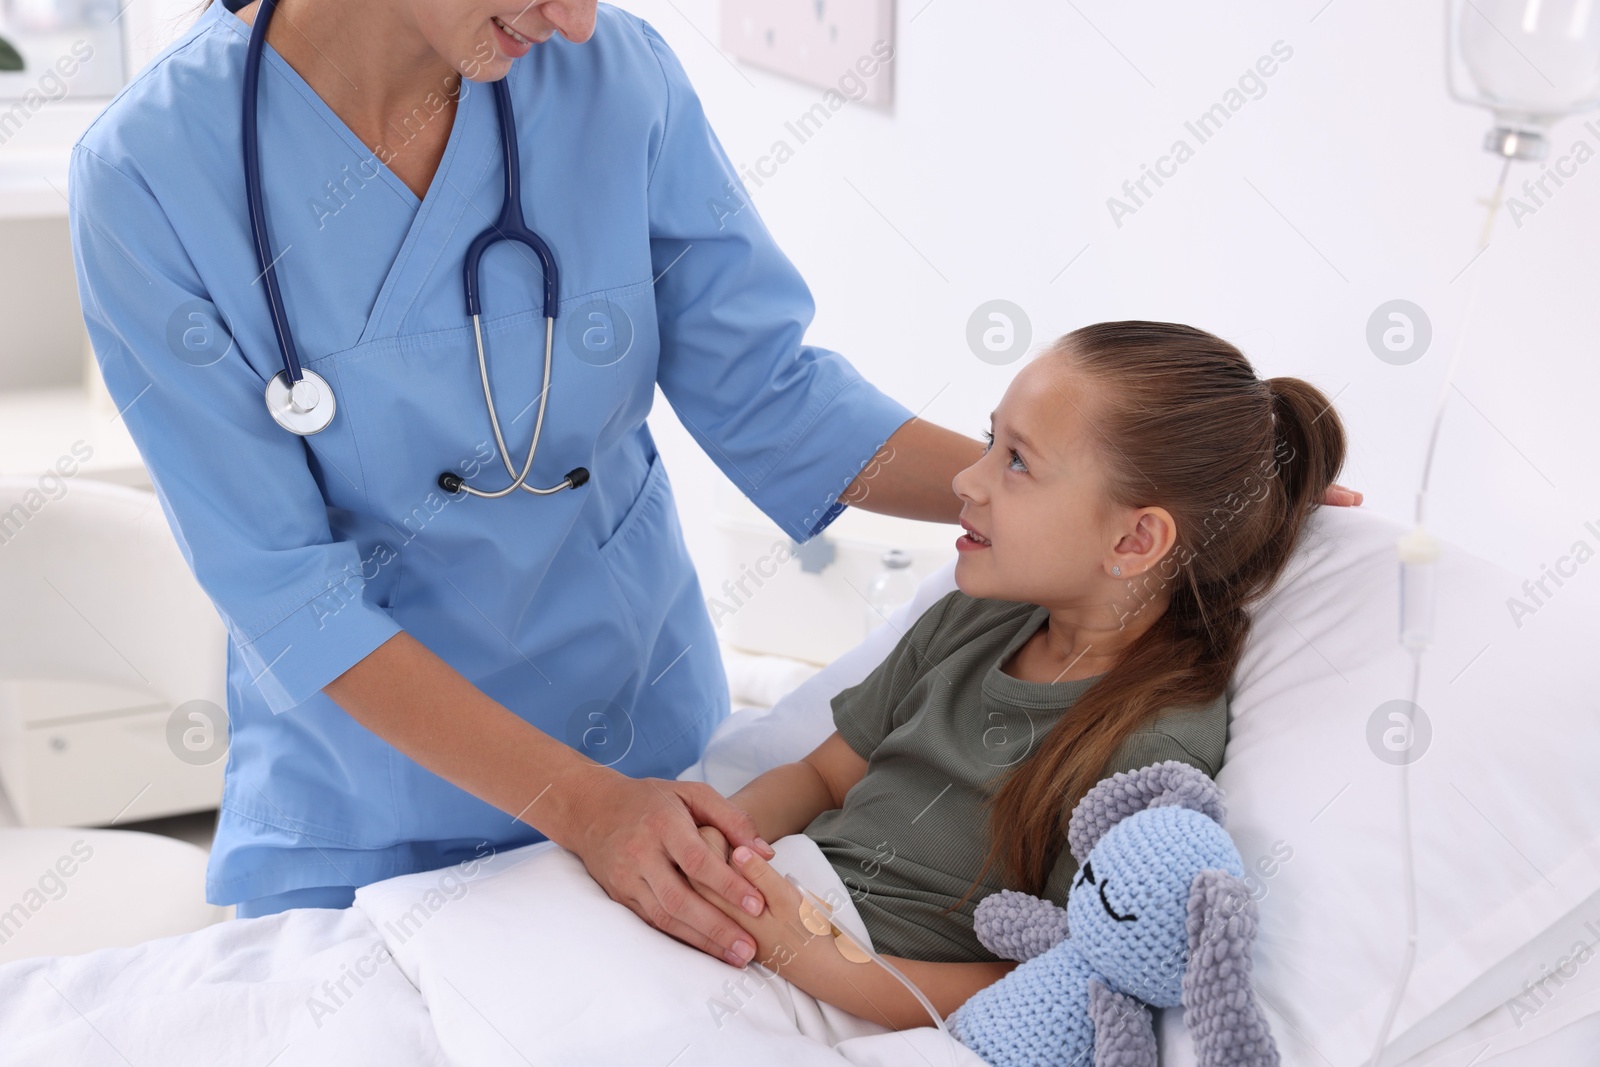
[1264,375,1345,521]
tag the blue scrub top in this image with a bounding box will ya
[67,1,913,905]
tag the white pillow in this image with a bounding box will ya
[683,564,960,796]
[681,505,1600,1066]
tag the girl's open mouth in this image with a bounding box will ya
[957,521,991,552]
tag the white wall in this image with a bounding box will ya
[626,0,1600,610]
[0,217,80,390]
[7,0,1597,643]
[0,0,212,385]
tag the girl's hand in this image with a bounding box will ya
[686,839,848,986]
[690,839,1015,1031]
[697,824,732,861]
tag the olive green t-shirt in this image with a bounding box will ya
[801,590,1228,964]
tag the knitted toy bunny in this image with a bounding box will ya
[945,760,1279,1067]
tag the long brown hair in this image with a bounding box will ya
[951,320,1346,908]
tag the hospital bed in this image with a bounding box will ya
[0,503,1595,1066]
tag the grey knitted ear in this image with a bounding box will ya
[1182,869,1281,1067]
[1067,759,1227,864]
[972,888,1070,963]
[1087,978,1159,1067]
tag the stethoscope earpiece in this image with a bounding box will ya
[438,466,588,497]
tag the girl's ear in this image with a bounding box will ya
[1180,869,1280,1067]
[973,888,1070,962]
[1067,760,1227,864]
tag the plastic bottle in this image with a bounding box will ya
[864,549,917,637]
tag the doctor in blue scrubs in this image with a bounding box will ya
[64,0,986,968]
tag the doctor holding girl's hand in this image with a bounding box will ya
[72,0,1365,974]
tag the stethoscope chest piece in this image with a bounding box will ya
[265,369,337,435]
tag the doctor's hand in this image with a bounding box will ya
[1322,482,1363,506]
[566,770,778,968]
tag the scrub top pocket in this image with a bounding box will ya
[594,448,726,776]
[598,449,690,654]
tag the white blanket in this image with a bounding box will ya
[353,832,982,1067]
[0,906,451,1065]
[0,835,985,1067]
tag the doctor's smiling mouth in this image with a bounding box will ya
[474,2,598,68]
[230,0,599,84]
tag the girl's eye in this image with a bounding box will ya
[980,429,1028,473]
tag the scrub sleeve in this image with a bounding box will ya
[69,145,405,715]
[639,19,914,542]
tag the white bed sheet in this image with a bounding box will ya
[0,832,981,1067]
[0,905,449,1066]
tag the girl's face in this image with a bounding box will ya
[951,355,1176,616]
[421,1,599,80]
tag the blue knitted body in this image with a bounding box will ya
[945,937,1097,1067]
[947,806,1248,1067]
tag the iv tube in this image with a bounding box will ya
[1366,158,1510,1067]
[1418,154,1513,530]
[782,873,960,1064]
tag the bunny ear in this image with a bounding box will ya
[973,888,1070,963]
[1067,760,1227,864]
[1181,869,1280,1067]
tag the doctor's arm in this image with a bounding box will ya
[321,633,780,970]
[842,414,1364,518]
[836,417,981,525]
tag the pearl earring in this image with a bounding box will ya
[1111,565,1122,577]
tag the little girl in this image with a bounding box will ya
[686,321,1348,1030]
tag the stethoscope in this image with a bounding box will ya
[242,0,588,500]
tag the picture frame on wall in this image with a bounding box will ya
[0,0,127,103]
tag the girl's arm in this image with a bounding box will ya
[799,945,1017,1031]
[722,731,870,843]
[689,836,1017,1030]
[699,733,1021,1024]
[706,734,1020,1024]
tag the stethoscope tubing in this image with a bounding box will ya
[241,2,587,495]
[242,0,305,386]
[454,315,576,498]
